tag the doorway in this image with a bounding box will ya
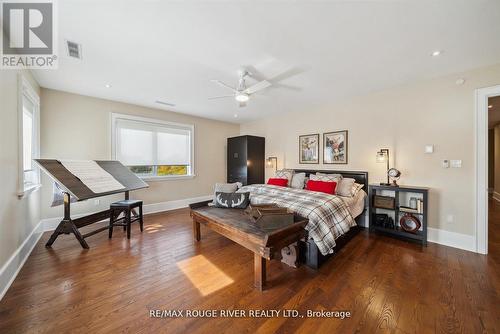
[476,85,500,254]
[488,96,500,258]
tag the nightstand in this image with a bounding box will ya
[368,184,429,246]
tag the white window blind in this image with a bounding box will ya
[112,114,194,178]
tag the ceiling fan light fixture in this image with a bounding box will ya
[235,93,249,102]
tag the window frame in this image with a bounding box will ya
[17,74,41,197]
[110,113,195,181]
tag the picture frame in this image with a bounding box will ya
[299,134,319,164]
[323,130,348,164]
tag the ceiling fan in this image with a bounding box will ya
[209,68,272,107]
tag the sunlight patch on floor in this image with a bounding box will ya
[145,223,164,234]
[176,254,234,296]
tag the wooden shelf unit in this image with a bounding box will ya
[368,184,429,246]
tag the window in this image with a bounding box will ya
[18,75,40,196]
[111,113,194,179]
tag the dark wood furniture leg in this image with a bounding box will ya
[254,253,266,291]
[109,209,114,239]
[45,221,64,247]
[193,221,201,241]
[126,210,131,239]
[124,191,129,232]
[139,205,144,232]
[46,192,90,249]
[71,222,90,249]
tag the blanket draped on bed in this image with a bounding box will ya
[238,184,356,255]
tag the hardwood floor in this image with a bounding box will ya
[0,207,499,333]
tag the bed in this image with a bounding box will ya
[239,169,368,269]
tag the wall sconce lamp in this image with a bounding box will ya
[376,149,391,186]
[266,156,278,172]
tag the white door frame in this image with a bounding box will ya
[475,84,500,254]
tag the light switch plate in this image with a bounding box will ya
[425,145,434,153]
[450,160,462,168]
[442,160,449,168]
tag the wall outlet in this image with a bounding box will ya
[450,160,462,168]
[425,145,434,154]
[94,199,100,206]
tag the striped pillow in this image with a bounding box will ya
[275,169,294,186]
[351,183,365,196]
[310,173,342,183]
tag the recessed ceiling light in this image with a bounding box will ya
[234,114,238,118]
[431,50,441,57]
[489,105,493,109]
[105,84,111,88]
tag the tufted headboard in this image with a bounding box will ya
[293,169,369,192]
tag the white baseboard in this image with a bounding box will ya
[0,194,212,301]
[427,227,476,252]
[0,220,44,301]
[493,191,500,202]
[144,195,212,215]
[40,194,214,231]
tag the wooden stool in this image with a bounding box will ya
[109,200,143,239]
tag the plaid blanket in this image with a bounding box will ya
[238,184,356,255]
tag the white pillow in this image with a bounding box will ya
[275,169,294,186]
[310,173,342,183]
[291,172,306,189]
[336,178,356,197]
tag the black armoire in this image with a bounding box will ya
[227,135,265,185]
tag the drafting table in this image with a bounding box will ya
[35,159,148,249]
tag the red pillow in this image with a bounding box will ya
[267,178,288,187]
[306,180,337,194]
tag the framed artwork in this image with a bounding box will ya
[299,134,319,164]
[323,130,348,164]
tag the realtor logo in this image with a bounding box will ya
[1,0,58,69]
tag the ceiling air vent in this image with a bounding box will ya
[66,40,82,59]
[155,100,176,107]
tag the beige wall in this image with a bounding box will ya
[241,63,500,236]
[40,89,239,218]
[0,70,41,275]
[495,124,500,197]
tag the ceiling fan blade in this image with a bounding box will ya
[208,95,234,100]
[270,66,307,83]
[210,80,238,93]
[272,83,302,92]
[244,80,271,94]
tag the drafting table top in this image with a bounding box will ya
[35,159,149,201]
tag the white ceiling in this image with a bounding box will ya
[33,0,500,123]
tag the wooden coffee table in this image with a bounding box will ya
[190,201,308,290]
